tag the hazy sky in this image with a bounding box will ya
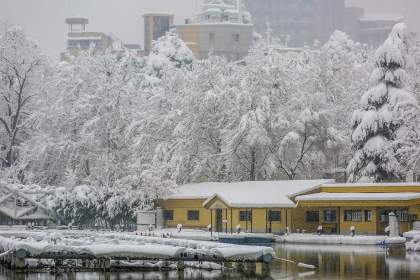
[1,0,419,60]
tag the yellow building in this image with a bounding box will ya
[159,180,420,235]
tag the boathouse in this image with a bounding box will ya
[0,182,55,226]
[159,180,420,235]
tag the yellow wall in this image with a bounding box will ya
[160,199,291,233]
[176,26,199,58]
[160,199,210,228]
[160,183,420,235]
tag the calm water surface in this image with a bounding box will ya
[1,244,420,280]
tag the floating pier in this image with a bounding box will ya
[0,231,274,276]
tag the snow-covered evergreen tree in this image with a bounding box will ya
[347,23,420,182]
[147,29,194,78]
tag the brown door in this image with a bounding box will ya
[216,209,223,232]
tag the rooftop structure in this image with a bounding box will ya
[61,17,114,61]
[65,17,89,32]
[175,0,253,60]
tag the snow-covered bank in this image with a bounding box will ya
[138,228,276,244]
[276,234,406,245]
[0,230,275,263]
[403,230,420,240]
[405,233,420,252]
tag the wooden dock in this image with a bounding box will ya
[0,234,273,276]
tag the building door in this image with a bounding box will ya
[216,209,223,232]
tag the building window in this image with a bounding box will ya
[365,210,372,222]
[269,211,281,222]
[344,210,362,222]
[324,210,337,222]
[163,210,173,221]
[306,211,319,222]
[209,33,215,44]
[239,210,252,221]
[396,210,409,222]
[232,34,240,43]
[380,210,409,223]
[187,210,199,221]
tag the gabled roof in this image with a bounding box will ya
[166,179,334,208]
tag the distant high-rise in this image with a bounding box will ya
[143,13,174,55]
[243,0,402,47]
[61,17,114,61]
[176,0,253,60]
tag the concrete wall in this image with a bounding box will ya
[176,24,253,60]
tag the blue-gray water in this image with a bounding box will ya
[1,244,420,279]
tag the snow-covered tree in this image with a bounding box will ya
[0,25,47,168]
[147,29,194,78]
[347,23,420,182]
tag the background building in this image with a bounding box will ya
[61,17,114,61]
[358,14,405,46]
[159,180,420,235]
[243,0,402,47]
[143,13,174,55]
[176,0,253,60]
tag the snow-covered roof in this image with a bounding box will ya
[360,13,404,22]
[67,37,102,41]
[166,179,334,208]
[296,192,420,201]
[205,8,222,13]
[321,182,420,188]
[143,12,174,17]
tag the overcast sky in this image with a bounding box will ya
[1,0,419,60]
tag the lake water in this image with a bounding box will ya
[1,243,420,280]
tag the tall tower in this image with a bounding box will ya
[143,13,174,55]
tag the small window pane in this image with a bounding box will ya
[209,33,215,44]
[232,34,240,43]
[187,210,199,221]
[306,211,319,222]
[365,210,372,222]
[163,210,173,221]
[324,210,337,222]
[352,211,362,221]
[239,211,252,221]
[269,211,281,222]
[344,210,362,222]
[344,210,352,221]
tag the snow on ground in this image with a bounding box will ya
[0,229,275,263]
[139,228,276,243]
[403,230,420,239]
[405,233,420,252]
[276,233,405,245]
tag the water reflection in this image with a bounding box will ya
[0,267,260,280]
[2,244,420,279]
[271,244,420,279]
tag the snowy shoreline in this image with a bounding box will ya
[0,229,275,272]
[276,233,406,246]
